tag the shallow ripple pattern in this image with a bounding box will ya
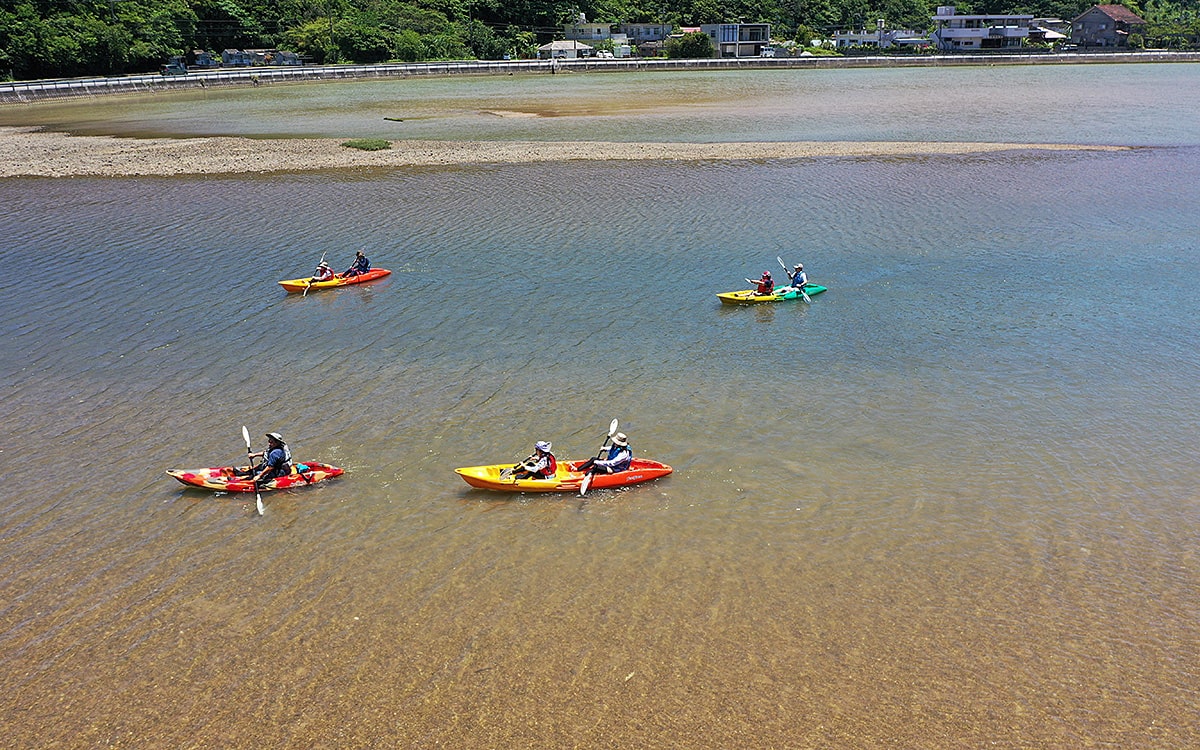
[2,110,1200,746]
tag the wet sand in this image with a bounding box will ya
[0,126,1127,177]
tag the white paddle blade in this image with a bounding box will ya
[242,425,251,450]
[609,419,619,437]
[579,473,592,497]
[256,492,264,516]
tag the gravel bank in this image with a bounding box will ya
[0,126,1129,177]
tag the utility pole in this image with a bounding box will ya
[328,0,337,63]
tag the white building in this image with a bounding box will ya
[617,23,673,44]
[538,40,594,59]
[930,6,1033,51]
[833,22,928,49]
[562,21,615,41]
[562,20,633,57]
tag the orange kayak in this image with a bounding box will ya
[455,458,672,493]
[278,268,391,293]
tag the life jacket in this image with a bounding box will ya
[544,453,557,476]
[264,443,292,478]
[607,445,632,472]
[757,278,774,294]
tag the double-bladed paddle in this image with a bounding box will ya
[579,418,619,497]
[777,256,811,303]
[243,425,264,516]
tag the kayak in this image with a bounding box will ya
[455,458,673,493]
[166,462,344,492]
[717,284,827,305]
[278,268,392,293]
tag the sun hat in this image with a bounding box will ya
[794,263,803,269]
[612,432,628,447]
[535,440,552,452]
[266,432,284,443]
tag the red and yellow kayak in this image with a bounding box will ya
[166,462,344,492]
[455,458,673,493]
[278,268,392,293]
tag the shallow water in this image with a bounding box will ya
[2,63,1198,146]
[2,64,1200,747]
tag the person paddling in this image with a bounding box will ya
[509,441,557,480]
[786,263,807,290]
[240,432,292,483]
[754,271,774,296]
[577,432,632,476]
[343,250,370,278]
[311,260,335,282]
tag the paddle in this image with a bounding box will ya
[242,425,264,516]
[579,418,619,497]
[778,256,811,303]
[303,251,328,297]
[500,452,535,480]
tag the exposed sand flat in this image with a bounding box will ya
[0,126,1129,177]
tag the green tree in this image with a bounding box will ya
[392,27,424,58]
[665,29,713,56]
[337,15,392,61]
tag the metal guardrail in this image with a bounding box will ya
[3,52,1199,103]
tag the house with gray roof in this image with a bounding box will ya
[1071,5,1146,47]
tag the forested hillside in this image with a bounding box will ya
[1,0,1196,80]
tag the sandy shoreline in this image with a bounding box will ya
[0,126,1129,177]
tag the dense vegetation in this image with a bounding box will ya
[2,0,1198,80]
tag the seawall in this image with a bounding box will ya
[3,51,1198,104]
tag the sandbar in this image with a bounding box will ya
[0,126,1128,177]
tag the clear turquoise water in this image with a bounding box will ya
[1,64,1199,747]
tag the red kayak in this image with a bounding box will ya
[166,462,344,492]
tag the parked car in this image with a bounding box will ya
[160,61,188,75]
[596,50,614,58]
[760,46,776,57]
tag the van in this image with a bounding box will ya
[760,46,776,57]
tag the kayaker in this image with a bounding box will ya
[512,440,556,480]
[577,432,632,475]
[786,263,807,289]
[755,271,774,296]
[343,250,370,278]
[242,432,292,483]
[311,261,335,282]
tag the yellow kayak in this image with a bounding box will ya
[456,458,673,493]
[278,268,392,293]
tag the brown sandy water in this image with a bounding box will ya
[2,65,1199,747]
